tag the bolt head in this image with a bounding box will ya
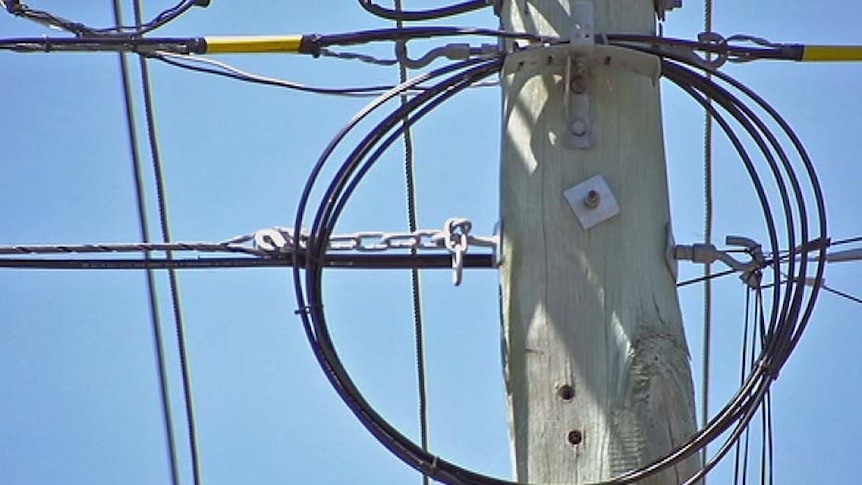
[570,119,587,137]
[569,76,587,94]
[583,189,601,209]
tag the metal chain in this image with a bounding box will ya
[1,219,499,284]
[254,219,497,257]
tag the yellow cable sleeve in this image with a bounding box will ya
[204,35,303,54]
[802,45,862,62]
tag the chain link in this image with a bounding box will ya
[253,219,497,256]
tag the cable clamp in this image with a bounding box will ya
[674,235,765,288]
[395,40,500,69]
[657,31,730,70]
[254,227,300,253]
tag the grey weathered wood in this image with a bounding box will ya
[500,1,701,483]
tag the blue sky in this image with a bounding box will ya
[1,1,861,484]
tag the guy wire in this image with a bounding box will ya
[112,1,181,483]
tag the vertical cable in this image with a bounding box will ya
[732,289,751,485]
[112,2,181,484]
[132,1,202,483]
[393,2,430,484]
[701,0,714,477]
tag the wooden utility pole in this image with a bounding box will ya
[500,1,701,484]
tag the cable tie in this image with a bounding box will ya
[294,304,321,316]
[756,361,779,380]
[429,454,439,475]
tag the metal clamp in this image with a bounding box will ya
[674,235,765,288]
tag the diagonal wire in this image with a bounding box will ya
[393,2,430,484]
[821,284,862,305]
[700,0,715,476]
[132,1,202,483]
[112,2,181,484]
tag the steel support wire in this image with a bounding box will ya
[112,1,180,483]
[701,5,715,476]
[131,0,203,481]
[392,2,432,485]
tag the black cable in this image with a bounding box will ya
[301,52,772,484]
[4,0,205,36]
[358,0,490,21]
[649,44,828,376]
[311,26,557,50]
[392,2,432,483]
[0,253,496,270]
[733,289,753,485]
[830,235,862,247]
[821,284,862,305]
[112,2,181,483]
[151,52,399,97]
[0,27,550,54]
[132,1,203,481]
[677,268,737,288]
[326,45,825,483]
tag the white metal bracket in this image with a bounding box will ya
[563,174,620,230]
[502,7,660,151]
[566,1,595,149]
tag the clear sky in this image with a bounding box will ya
[1,1,861,484]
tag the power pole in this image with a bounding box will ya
[500,1,701,484]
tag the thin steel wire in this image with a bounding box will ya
[392,2,431,484]
[701,0,715,475]
[112,2,181,483]
[132,1,202,483]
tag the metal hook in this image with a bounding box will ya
[674,235,766,288]
[443,218,472,286]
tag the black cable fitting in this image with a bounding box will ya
[299,34,322,57]
[294,305,321,316]
[756,361,780,380]
[5,0,21,14]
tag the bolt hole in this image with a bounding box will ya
[557,384,575,401]
[567,430,583,446]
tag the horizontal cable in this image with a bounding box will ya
[0,254,496,270]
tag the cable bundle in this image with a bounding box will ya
[290,35,828,485]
